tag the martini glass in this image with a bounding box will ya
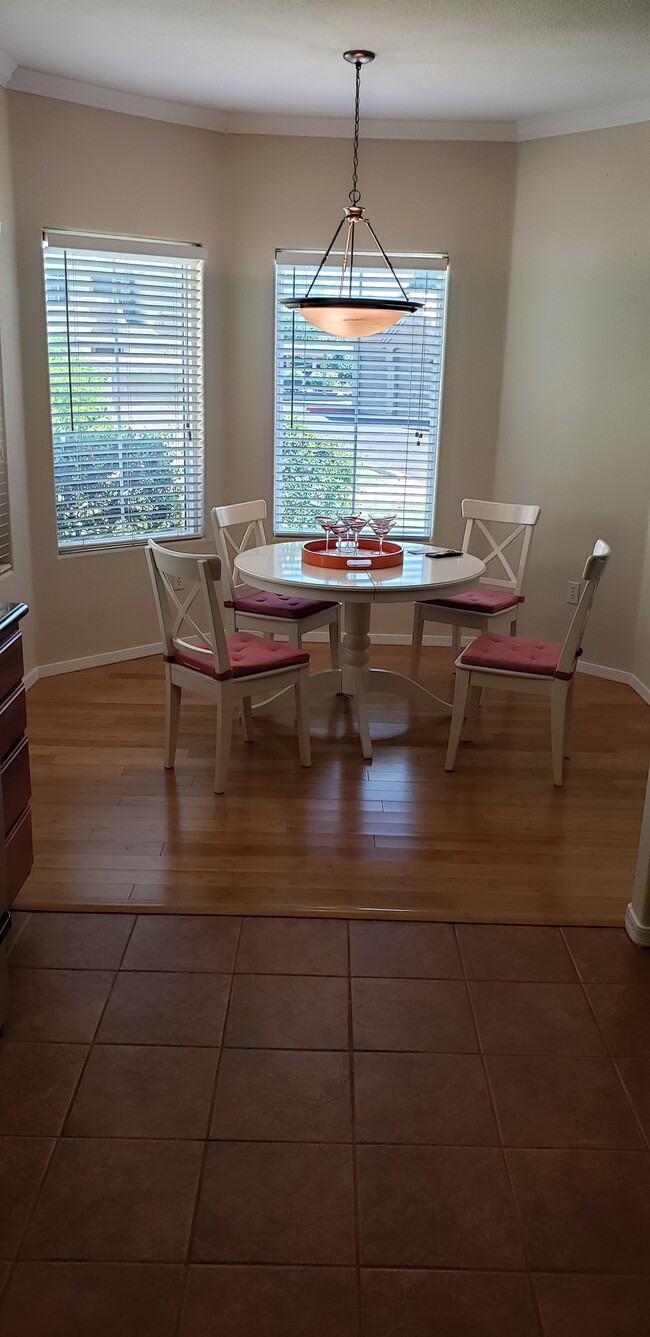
[348,514,368,554]
[369,514,397,555]
[340,514,364,555]
[331,520,347,552]
[315,514,337,552]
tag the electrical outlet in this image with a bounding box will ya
[567,581,581,605]
[173,575,184,591]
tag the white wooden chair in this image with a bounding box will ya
[211,500,341,666]
[146,540,311,794]
[410,498,541,679]
[444,539,611,786]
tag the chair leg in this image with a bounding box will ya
[241,697,253,743]
[550,682,568,787]
[445,668,471,771]
[451,625,462,660]
[410,605,424,680]
[164,671,181,769]
[214,695,234,794]
[328,611,340,670]
[295,670,311,768]
[563,675,575,758]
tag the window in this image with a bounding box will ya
[43,232,204,551]
[274,252,448,537]
[0,331,11,573]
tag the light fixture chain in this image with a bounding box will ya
[349,60,361,205]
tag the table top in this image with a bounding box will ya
[234,542,485,604]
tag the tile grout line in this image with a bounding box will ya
[0,914,139,1308]
[558,927,650,1161]
[172,916,244,1337]
[346,922,363,1337]
[454,924,545,1337]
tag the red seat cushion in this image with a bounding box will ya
[459,632,572,678]
[229,591,336,620]
[169,633,310,681]
[425,588,523,614]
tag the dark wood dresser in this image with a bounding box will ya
[0,602,32,905]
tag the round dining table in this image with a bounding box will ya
[234,541,486,758]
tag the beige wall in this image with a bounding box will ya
[0,88,36,672]
[494,123,650,674]
[634,512,650,691]
[6,91,517,659]
[7,93,230,666]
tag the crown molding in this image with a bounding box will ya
[8,67,517,140]
[0,47,18,87]
[7,66,649,143]
[517,98,650,141]
[8,68,229,130]
[219,111,518,141]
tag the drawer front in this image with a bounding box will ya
[0,685,27,763]
[6,806,33,904]
[0,633,24,706]
[2,737,31,836]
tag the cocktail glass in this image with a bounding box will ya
[340,514,364,555]
[369,514,397,555]
[348,515,368,554]
[315,514,337,552]
[330,520,347,552]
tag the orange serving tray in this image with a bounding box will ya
[301,538,404,570]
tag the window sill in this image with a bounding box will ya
[58,531,204,557]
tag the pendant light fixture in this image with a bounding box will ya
[281,51,422,339]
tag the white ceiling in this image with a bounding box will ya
[0,0,649,137]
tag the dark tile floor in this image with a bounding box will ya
[1,912,650,1336]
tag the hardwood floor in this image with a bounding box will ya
[15,645,650,924]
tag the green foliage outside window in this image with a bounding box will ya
[48,339,189,545]
[277,419,354,531]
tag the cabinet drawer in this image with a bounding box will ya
[0,685,27,763]
[0,633,24,706]
[2,737,31,836]
[6,806,33,904]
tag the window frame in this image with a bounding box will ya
[42,231,205,556]
[273,249,449,541]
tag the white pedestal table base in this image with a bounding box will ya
[309,601,451,759]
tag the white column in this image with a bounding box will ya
[625,764,650,946]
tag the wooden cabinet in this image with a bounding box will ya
[0,605,32,904]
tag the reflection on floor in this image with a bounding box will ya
[1,911,650,1335]
[16,646,650,922]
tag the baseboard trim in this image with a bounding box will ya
[578,659,650,705]
[37,642,162,680]
[26,637,650,706]
[303,631,467,647]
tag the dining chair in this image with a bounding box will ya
[211,500,341,666]
[146,540,311,793]
[410,498,541,679]
[444,539,611,786]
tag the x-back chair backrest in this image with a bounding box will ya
[460,498,541,595]
[556,539,611,679]
[211,500,269,601]
[146,540,231,678]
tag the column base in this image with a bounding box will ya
[624,903,650,947]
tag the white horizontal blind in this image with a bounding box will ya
[274,256,448,537]
[43,236,204,551]
[0,341,11,572]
